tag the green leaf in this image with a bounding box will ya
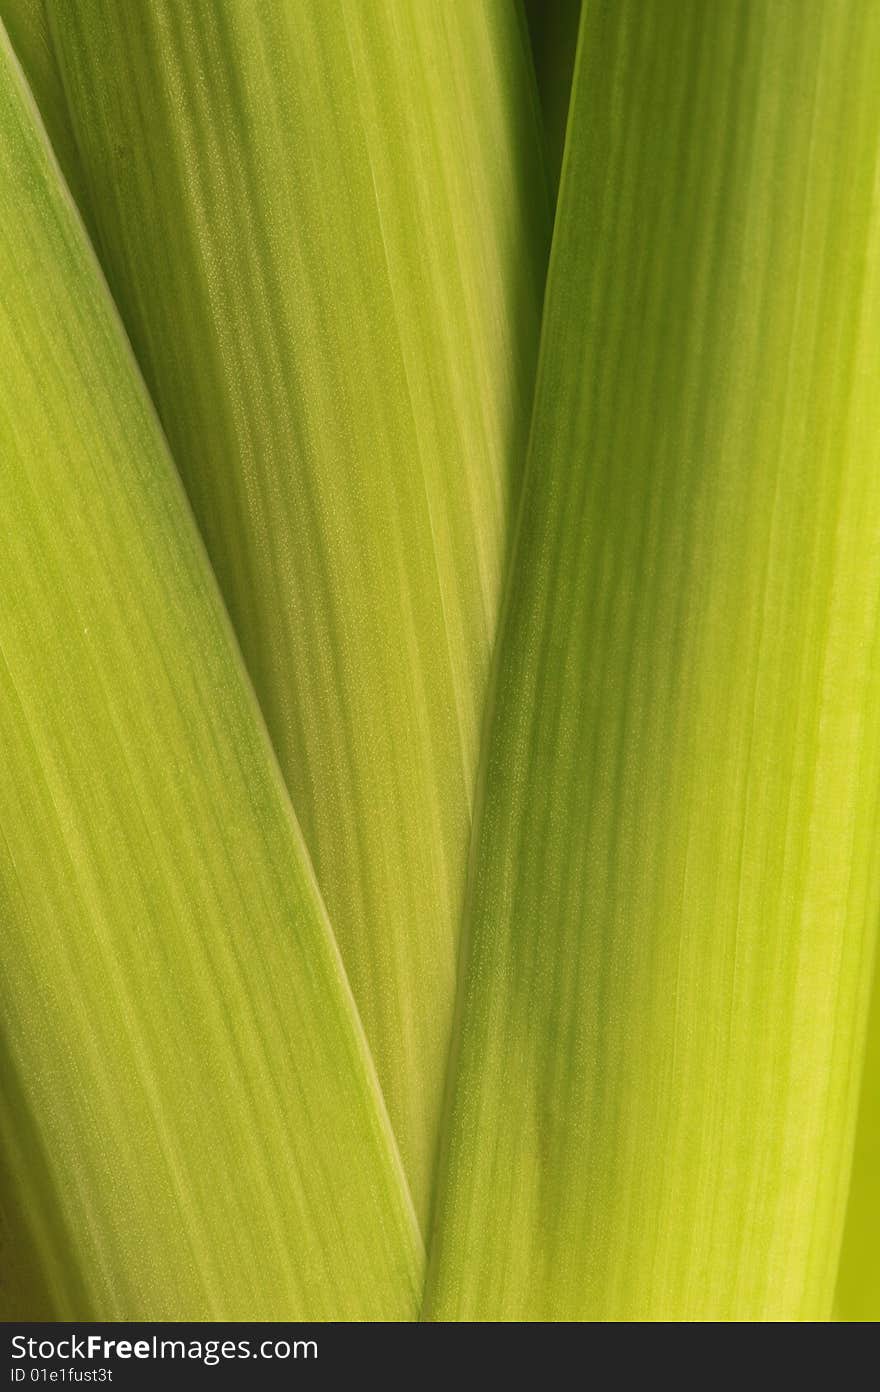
[0,0,88,215]
[835,948,880,1321]
[0,23,420,1319]
[425,0,880,1321]
[41,0,549,1222]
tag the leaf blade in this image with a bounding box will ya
[425,0,880,1321]
[0,24,420,1319]
[835,947,880,1321]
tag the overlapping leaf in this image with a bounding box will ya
[0,0,86,210]
[28,0,550,1221]
[0,25,420,1319]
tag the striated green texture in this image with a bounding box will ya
[0,0,87,212]
[0,26,420,1319]
[426,0,880,1321]
[43,0,549,1222]
[836,946,880,1321]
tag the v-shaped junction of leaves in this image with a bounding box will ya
[26,0,550,1226]
[2,0,879,1325]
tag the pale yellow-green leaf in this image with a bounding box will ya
[0,24,420,1320]
[835,947,880,1321]
[40,0,549,1222]
[425,0,880,1321]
